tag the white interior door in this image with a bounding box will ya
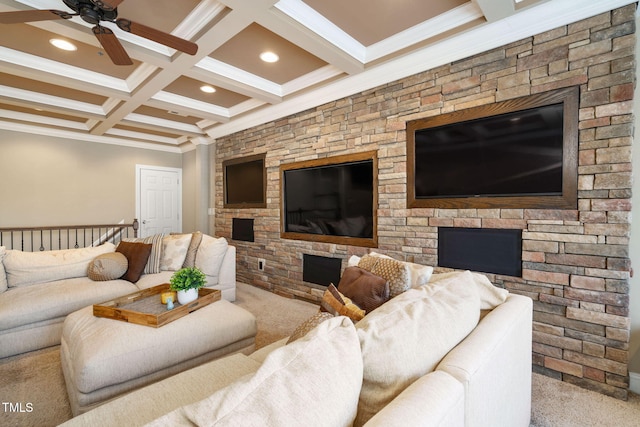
[136,165,182,237]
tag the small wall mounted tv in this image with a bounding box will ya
[406,87,579,209]
[223,154,266,209]
[280,151,378,248]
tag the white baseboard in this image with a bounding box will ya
[629,371,640,394]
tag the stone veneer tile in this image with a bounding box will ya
[217,5,634,400]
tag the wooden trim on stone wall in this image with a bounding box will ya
[280,150,379,248]
[406,86,579,209]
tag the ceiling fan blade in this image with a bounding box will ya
[0,9,71,24]
[91,1,125,11]
[116,19,198,55]
[92,26,133,66]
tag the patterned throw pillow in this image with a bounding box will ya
[87,252,128,281]
[358,254,411,297]
[320,284,366,322]
[286,312,335,344]
[160,234,193,271]
[123,234,163,274]
[182,231,203,268]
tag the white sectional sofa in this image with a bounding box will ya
[0,232,236,359]
[61,269,533,427]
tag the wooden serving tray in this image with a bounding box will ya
[93,284,221,328]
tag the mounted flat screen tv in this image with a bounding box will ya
[407,87,579,209]
[281,151,378,247]
[223,154,266,208]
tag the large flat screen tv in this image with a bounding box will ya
[223,154,266,208]
[407,87,579,209]
[280,151,378,247]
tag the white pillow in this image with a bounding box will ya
[145,316,363,427]
[0,246,7,293]
[429,271,509,309]
[354,270,481,426]
[3,243,116,288]
[160,234,193,271]
[195,235,228,281]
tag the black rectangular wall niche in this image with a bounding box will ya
[438,227,522,277]
[302,254,342,287]
[232,218,255,242]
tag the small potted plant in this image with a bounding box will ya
[169,266,206,305]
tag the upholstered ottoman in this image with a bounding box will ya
[61,300,257,416]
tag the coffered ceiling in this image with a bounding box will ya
[0,0,635,152]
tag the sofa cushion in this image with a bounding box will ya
[354,270,481,426]
[286,311,334,344]
[429,271,509,309]
[0,277,138,332]
[146,316,363,427]
[87,252,128,281]
[3,243,116,288]
[182,231,203,268]
[337,266,389,312]
[0,246,7,293]
[116,241,152,283]
[195,235,228,281]
[123,234,163,274]
[358,254,411,297]
[159,234,193,271]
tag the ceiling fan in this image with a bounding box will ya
[0,0,198,65]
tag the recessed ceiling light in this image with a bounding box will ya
[50,39,77,51]
[200,85,216,93]
[260,51,279,63]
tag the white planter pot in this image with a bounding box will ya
[177,288,199,305]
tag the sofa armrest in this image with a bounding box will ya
[218,245,236,287]
[205,245,236,301]
[437,293,532,427]
[364,371,464,427]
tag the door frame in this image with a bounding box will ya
[135,164,183,237]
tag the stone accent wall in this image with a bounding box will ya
[215,5,635,399]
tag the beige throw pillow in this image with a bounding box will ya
[358,254,411,297]
[354,270,481,426]
[287,311,335,344]
[182,231,203,268]
[160,234,193,271]
[146,316,363,427]
[87,252,128,281]
[195,235,228,281]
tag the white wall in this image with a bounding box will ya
[0,130,183,227]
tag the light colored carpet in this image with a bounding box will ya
[1,282,639,426]
[530,372,640,426]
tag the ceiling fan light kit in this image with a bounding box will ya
[0,0,198,65]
